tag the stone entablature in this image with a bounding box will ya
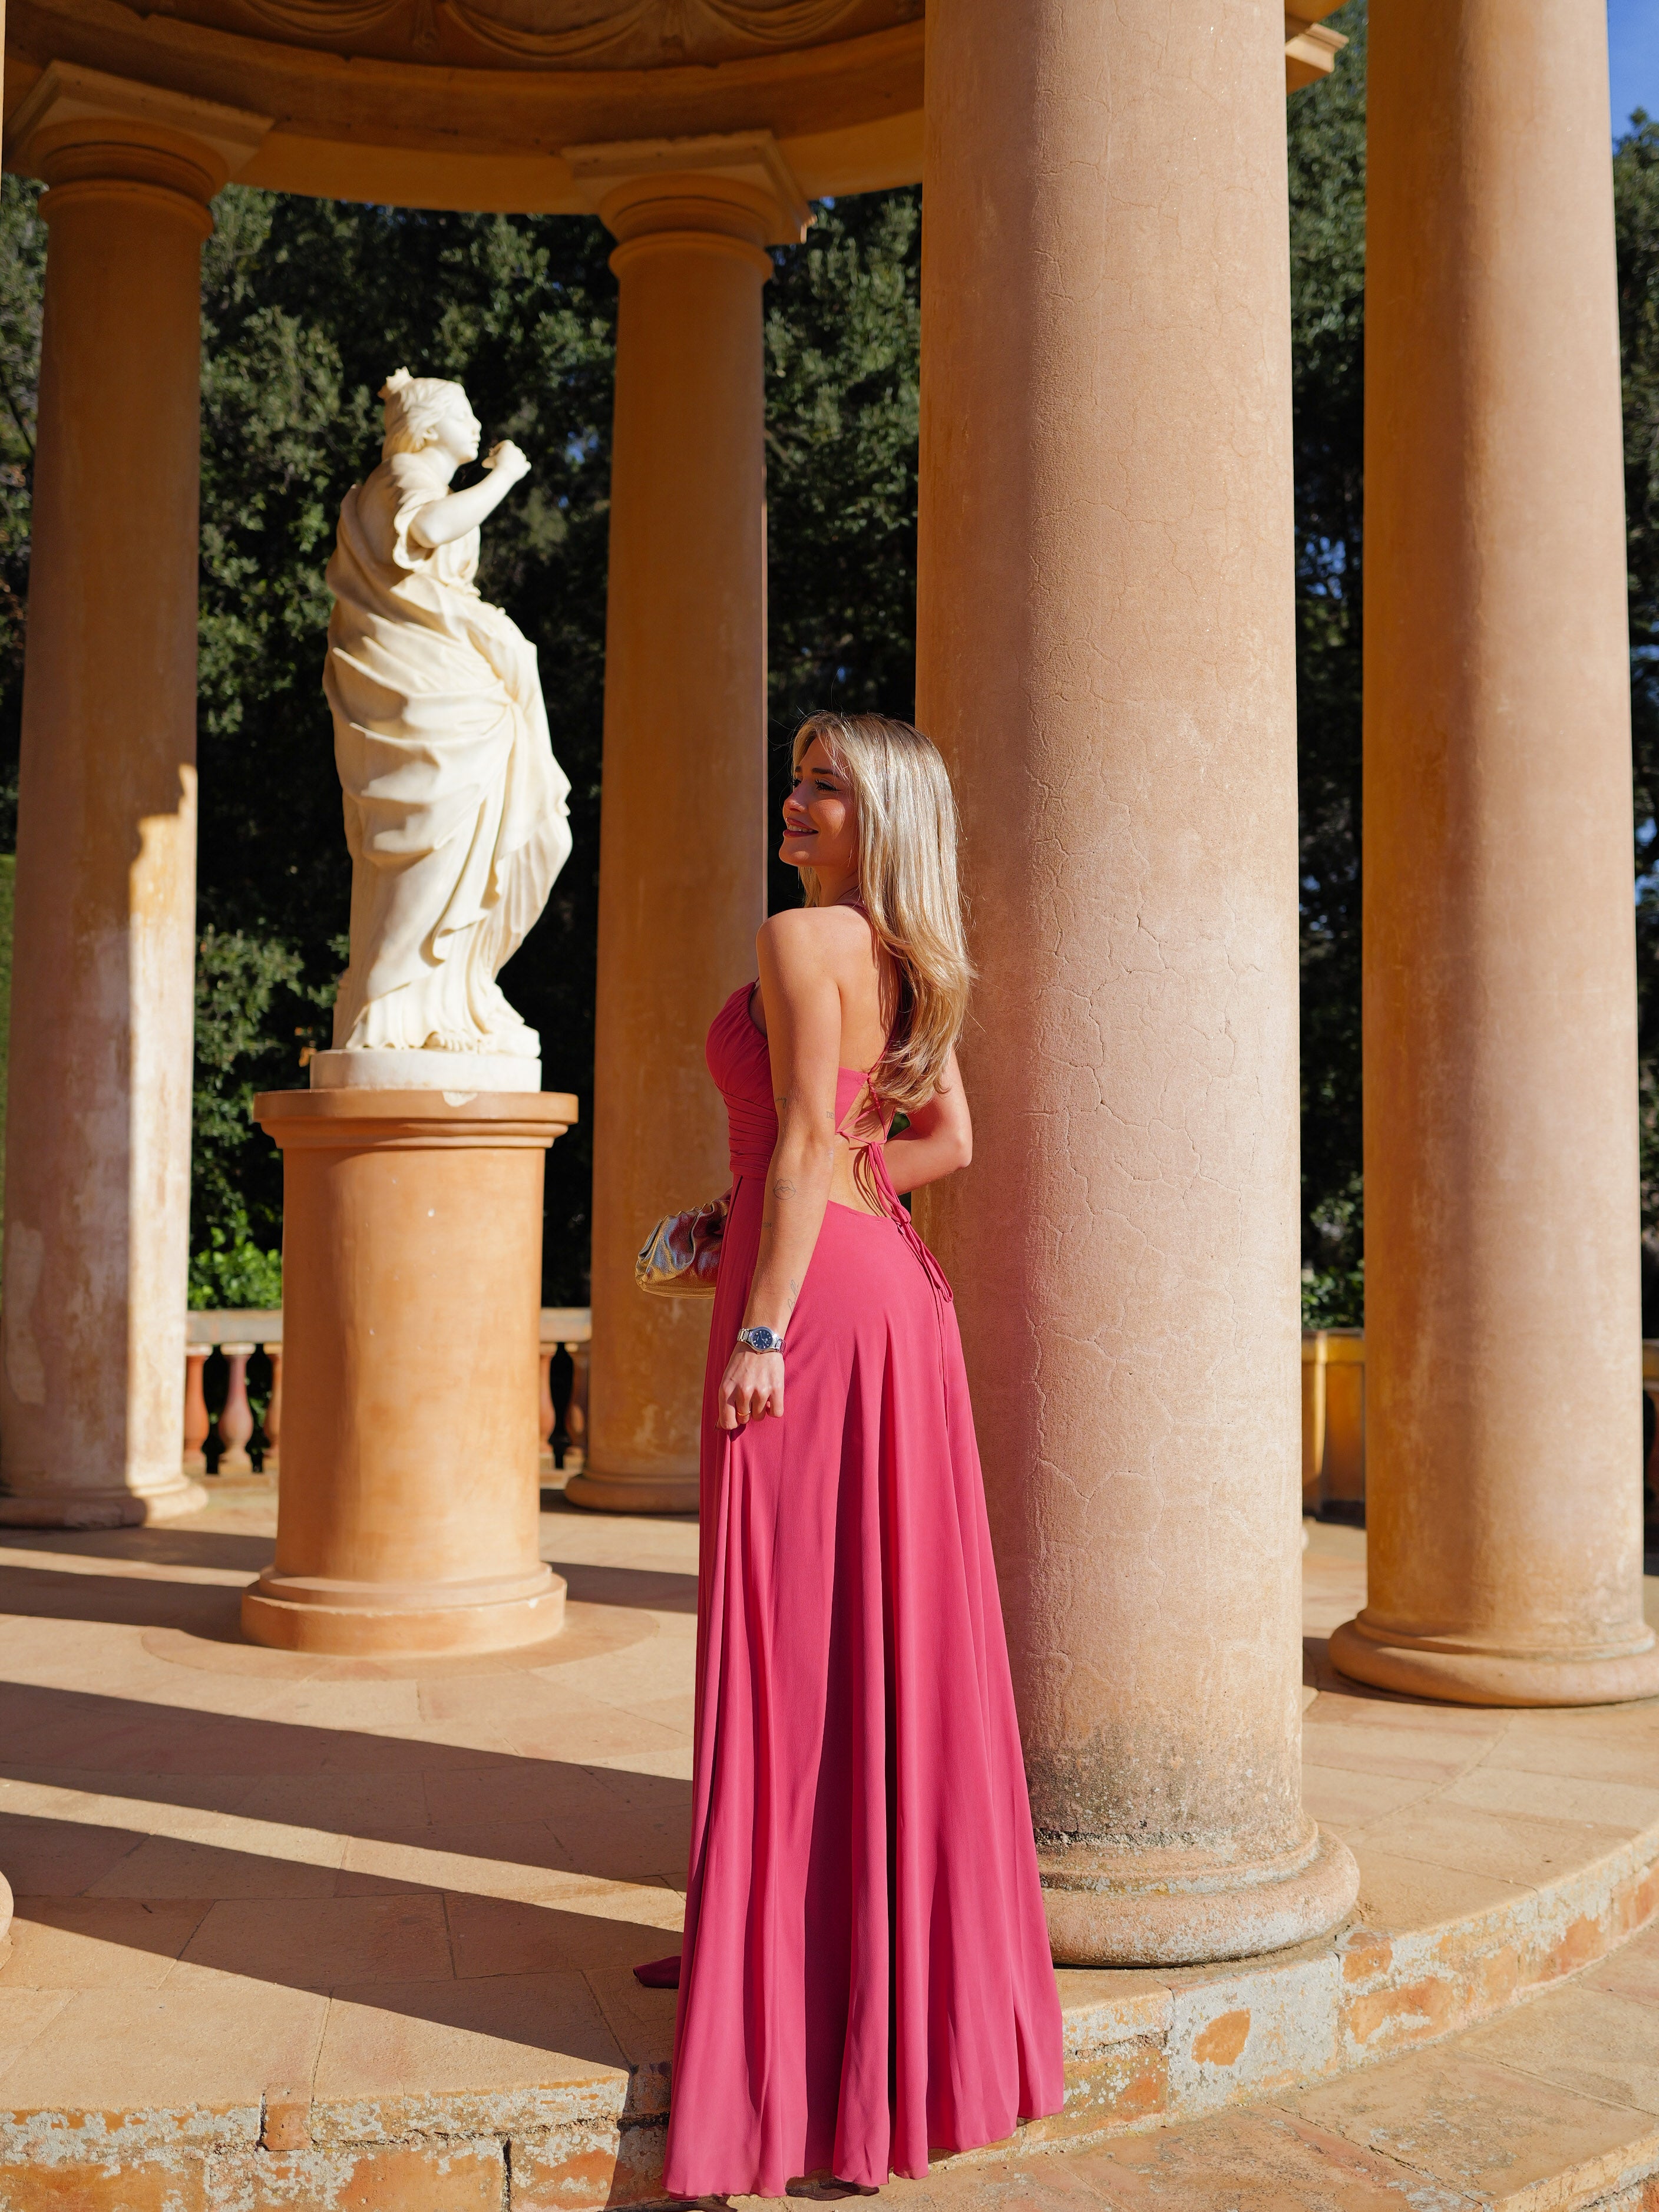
[0,1,1343,214]
[148,0,923,71]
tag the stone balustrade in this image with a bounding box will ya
[184,1307,591,1481]
[180,1318,1657,1548]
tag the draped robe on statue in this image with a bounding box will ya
[324,451,571,1054]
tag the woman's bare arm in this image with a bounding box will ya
[884,1047,973,1196]
[716,910,844,1430]
[409,442,530,550]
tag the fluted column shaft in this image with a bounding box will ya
[914,0,1357,1963]
[569,174,771,1516]
[1332,0,1659,1705]
[0,121,217,1527]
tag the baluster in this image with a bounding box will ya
[260,1344,282,1479]
[564,1339,589,1473]
[537,1344,556,1478]
[217,1341,256,1476]
[183,1347,210,1474]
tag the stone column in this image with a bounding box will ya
[914,0,1357,1963]
[1330,2,1659,1706]
[0,68,267,1528]
[563,140,805,1515]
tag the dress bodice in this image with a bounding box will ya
[706,982,876,1180]
[705,981,950,1302]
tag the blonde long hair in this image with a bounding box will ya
[792,711,973,1115]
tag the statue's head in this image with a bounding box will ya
[379,368,479,461]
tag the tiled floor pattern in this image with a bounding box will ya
[0,1505,1652,2208]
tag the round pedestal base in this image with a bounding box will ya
[1041,1823,1359,1968]
[563,1468,700,1515]
[0,1476,208,1530]
[308,1048,542,1094]
[1330,1613,1659,1707]
[242,1564,566,1657]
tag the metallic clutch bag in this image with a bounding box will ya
[635,1192,728,1297]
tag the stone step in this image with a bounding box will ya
[802,1923,1659,2212]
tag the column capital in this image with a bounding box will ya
[564,130,812,252]
[6,62,272,223]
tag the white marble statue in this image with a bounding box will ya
[323,369,571,1060]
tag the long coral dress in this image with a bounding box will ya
[662,983,1064,2200]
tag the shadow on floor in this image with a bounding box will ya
[0,1810,673,2067]
[547,1560,698,1615]
[0,1526,276,1573]
[0,1680,690,1847]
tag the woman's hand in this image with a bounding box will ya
[718,1345,785,1430]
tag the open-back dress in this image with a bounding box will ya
[661,982,1064,2199]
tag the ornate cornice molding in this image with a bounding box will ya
[227,0,916,68]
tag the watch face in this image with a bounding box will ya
[742,1326,782,1353]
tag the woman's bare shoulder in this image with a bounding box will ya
[758,904,870,973]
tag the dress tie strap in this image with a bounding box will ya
[841,1091,954,1307]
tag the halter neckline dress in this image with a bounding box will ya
[662,981,1064,2199]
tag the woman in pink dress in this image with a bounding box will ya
[650,712,1063,2198]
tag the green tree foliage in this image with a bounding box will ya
[0,179,44,836]
[17,64,1653,1336]
[0,179,923,1306]
[763,191,920,904]
[1288,1,1368,1327]
[1615,117,1659,1323]
[194,191,618,1302]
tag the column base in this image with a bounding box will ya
[242,1564,566,1658]
[1041,1823,1359,1968]
[563,1468,700,1515]
[0,1475,208,1529]
[1330,1613,1659,1707]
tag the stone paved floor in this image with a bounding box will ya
[0,1486,699,2112]
[0,1500,1655,2206]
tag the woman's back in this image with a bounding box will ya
[747,901,893,1214]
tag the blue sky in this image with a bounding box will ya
[1611,0,1659,133]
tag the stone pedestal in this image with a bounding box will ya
[914,0,1356,1964]
[243,1089,575,1656]
[1332,0,1659,1708]
[0,72,266,1529]
[564,141,802,1515]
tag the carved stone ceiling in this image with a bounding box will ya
[141,0,923,70]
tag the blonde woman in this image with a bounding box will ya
[645,713,1063,2197]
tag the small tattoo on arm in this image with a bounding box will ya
[772,1177,798,1200]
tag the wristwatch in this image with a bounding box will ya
[737,1324,785,1355]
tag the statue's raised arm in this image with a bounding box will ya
[323,369,571,1064]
